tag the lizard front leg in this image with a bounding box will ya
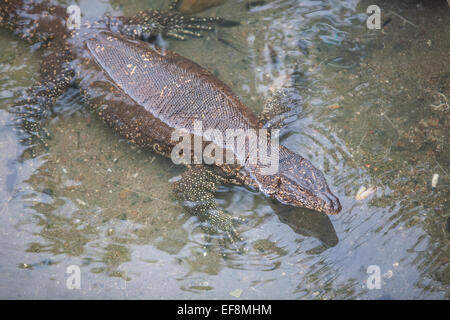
[173,165,244,242]
[11,39,73,154]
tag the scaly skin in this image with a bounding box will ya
[0,0,341,241]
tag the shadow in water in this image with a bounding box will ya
[268,199,338,248]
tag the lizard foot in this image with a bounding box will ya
[12,103,51,151]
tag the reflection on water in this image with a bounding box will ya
[269,200,339,248]
[0,0,448,299]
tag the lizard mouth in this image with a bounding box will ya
[271,180,342,215]
[316,190,342,215]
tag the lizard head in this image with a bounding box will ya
[249,147,341,215]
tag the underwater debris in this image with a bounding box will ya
[355,186,377,200]
[431,173,439,189]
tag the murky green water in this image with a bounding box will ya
[0,0,448,299]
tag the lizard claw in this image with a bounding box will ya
[217,214,245,243]
[13,105,51,150]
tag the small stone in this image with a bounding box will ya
[355,186,377,200]
[327,104,341,110]
[76,199,87,206]
[431,174,439,189]
[229,289,243,298]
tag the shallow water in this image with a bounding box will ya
[0,0,448,299]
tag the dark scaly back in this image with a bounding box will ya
[84,31,259,134]
[80,31,341,214]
